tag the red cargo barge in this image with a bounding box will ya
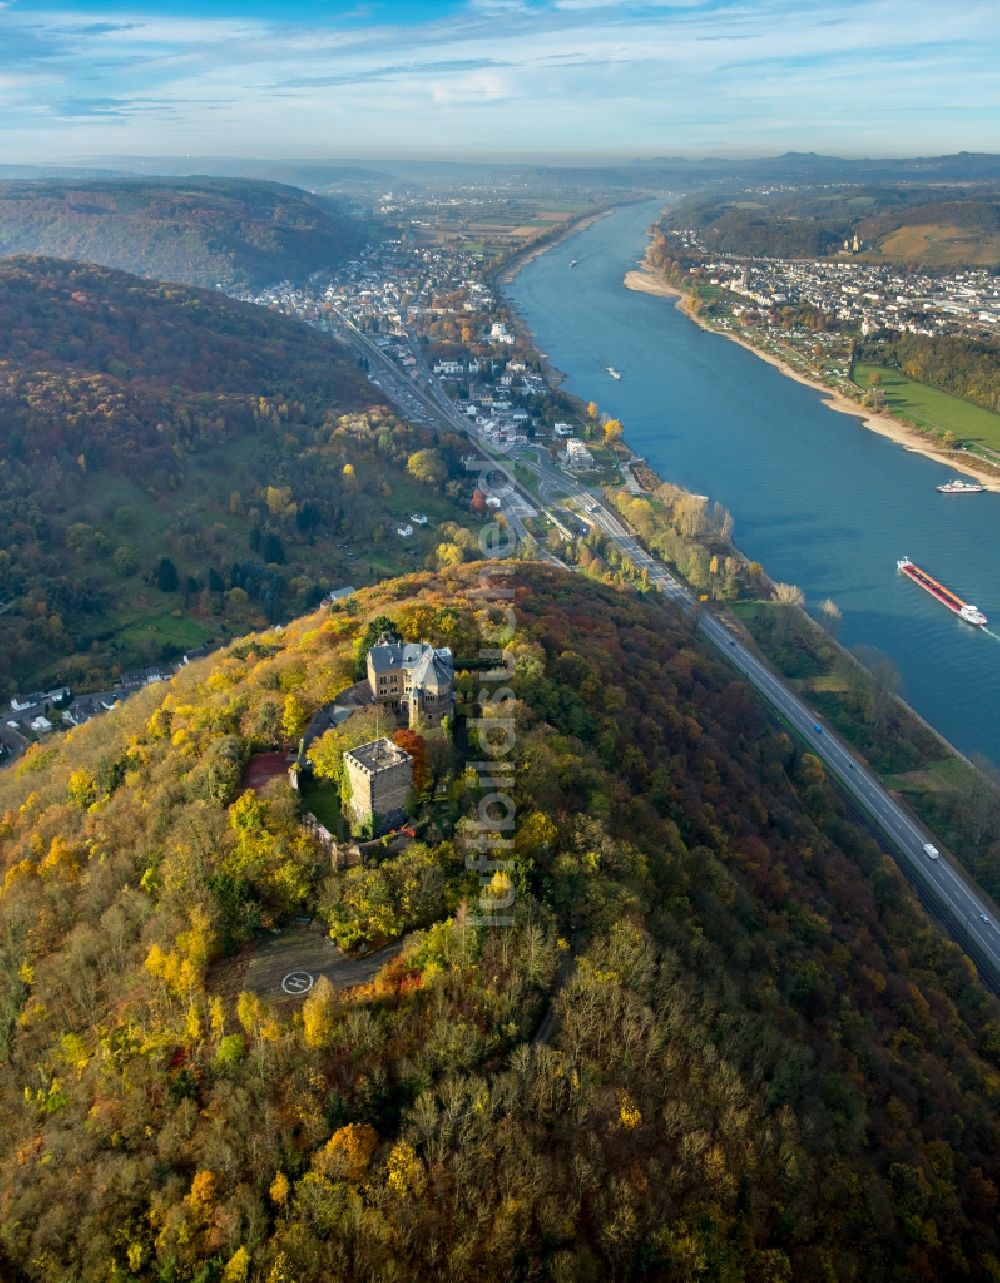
[897,557,987,628]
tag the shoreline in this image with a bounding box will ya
[494,205,617,288]
[497,213,984,779]
[624,261,1000,494]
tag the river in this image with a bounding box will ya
[505,198,1000,767]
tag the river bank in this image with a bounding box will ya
[495,205,616,287]
[624,259,1000,494]
[502,247,988,793]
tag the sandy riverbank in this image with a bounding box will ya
[624,262,1000,494]
[496,206,615,286]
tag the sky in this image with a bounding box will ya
[0,0,997,162]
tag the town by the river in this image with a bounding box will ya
[506,198,1000,768]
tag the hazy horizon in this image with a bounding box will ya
[0,0,997,163]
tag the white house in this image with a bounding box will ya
[563,440,594,471]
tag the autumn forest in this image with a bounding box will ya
[0,566,998,1281]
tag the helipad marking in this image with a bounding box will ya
[281,970,315,995]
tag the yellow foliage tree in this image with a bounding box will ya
[618,1090,642,1130]
[386,1140,425,1196]
[209,995,226,1040]
[282,692,307,741]
[184,1002,203,1045]
[222,1247,251,1283]
[479,869,514,915]
[315,1123,379,1182]
[39,835,81,881]
[269,1170,290,1208]
[236,991,265,1038]
[265,485,295,517]
[67,769,95,809]
[186,1169,217,1218]
[436,543,463,568]
[515,809,558,857]
[302,976,337,1049]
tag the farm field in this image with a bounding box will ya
[409,198,592,251]
[853,363,1000,453]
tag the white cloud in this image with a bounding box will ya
[430,69,513,103]
[0,0,995,157]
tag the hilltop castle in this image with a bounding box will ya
[343,737,413,836]
[366,636,454,729]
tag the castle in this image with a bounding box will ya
[366,636,454,728]
[343,737,413,836]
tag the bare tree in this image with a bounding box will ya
[818,598,843,637]
[773,582,805,609]
[852,644,901,734]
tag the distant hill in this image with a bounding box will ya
[0,178,366,288]
[670,185,1000,266]
[0,258,479,695]
[85,157,394,191]
[1,562,999,1280]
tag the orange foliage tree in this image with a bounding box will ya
[392,729,427,792]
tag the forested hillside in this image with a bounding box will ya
[671,186,1000,266]
[0,258,480,695]
[0,564,998,1280]
[0,179,364,288]
[671,191,852,258]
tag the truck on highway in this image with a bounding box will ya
[923,843,940,860]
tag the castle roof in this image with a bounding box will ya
[345,737,412,775]
[368,638,453,689]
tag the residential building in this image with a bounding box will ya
[563,439,594,471]
[367,636,454,728]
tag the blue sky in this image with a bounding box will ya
[0,0,997,160]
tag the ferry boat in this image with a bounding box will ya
[897,557,987,627]
[937,478,985,494]
[607,366,622,380]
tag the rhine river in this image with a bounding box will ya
[506,198,1000,767]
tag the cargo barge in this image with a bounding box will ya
[897,557,987,627]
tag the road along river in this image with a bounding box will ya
[505,198,1000,769]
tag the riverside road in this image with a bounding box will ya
[331,309,1000,992]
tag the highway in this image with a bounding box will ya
[331,308,1000,989]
